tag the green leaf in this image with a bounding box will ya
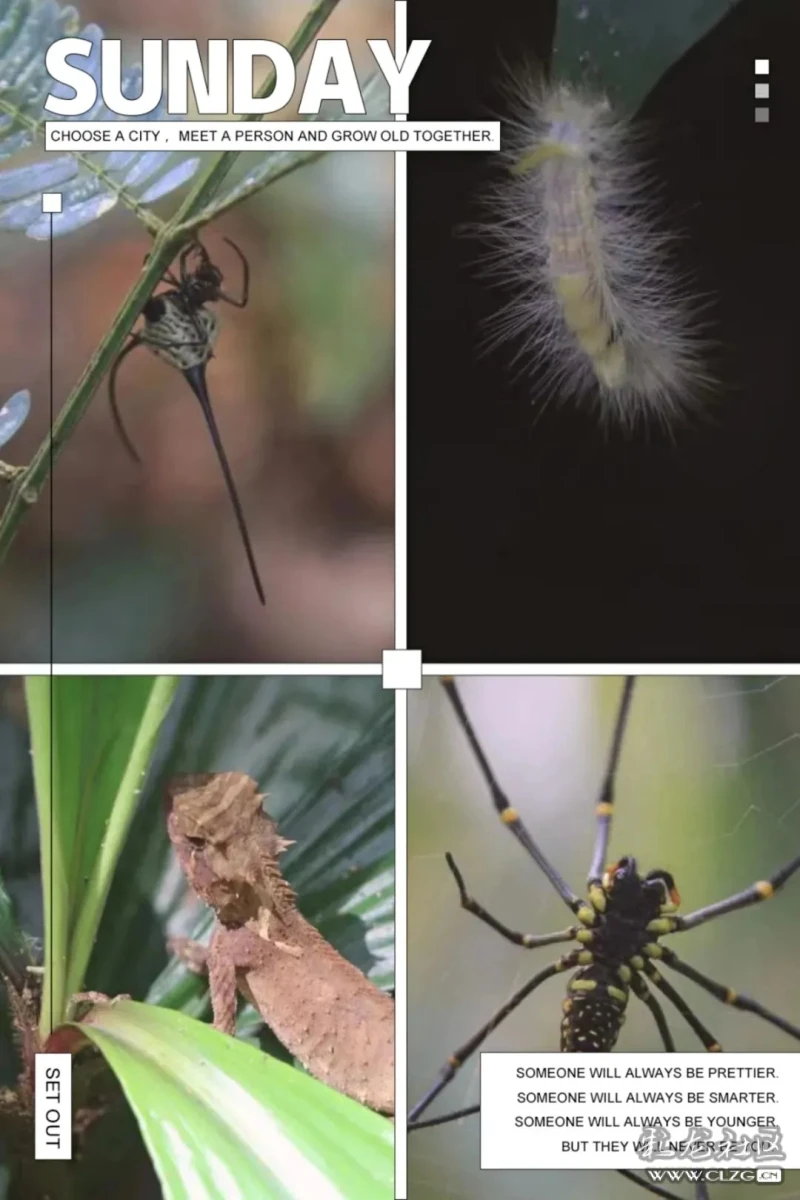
[73,999,393,1200]
[553,0,736,113]
[25,675,179,1035]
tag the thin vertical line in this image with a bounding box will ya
[48,211,54,1024]
[394,0,408,651]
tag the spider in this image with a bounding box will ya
[108,237,265,606]
[408,677,800,1200]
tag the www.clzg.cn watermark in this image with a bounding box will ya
[646,1169,782,1186]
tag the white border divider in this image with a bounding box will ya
[393,10,408,1194]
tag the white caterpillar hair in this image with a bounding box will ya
[479,75,711,429]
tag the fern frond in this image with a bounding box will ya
[0,1,202,238]
[0,389,31,487]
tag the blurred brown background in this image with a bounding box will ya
[0,0,394,663]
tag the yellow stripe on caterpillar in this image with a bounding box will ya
[513,140,578,174]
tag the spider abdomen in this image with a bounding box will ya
[142,295,220,372]
[561,963,629,1052]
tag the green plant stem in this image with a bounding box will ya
[167,0,341,239]
[0,0,341,567]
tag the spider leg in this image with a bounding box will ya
[444,852,577,948]
[218,236,249,307]
[630,970,675,1050]
[408,1103,479,1131]
[109,334,146,464]
[587,676,636,887]
[177,239,205,285]
[672,852,800,933]
[642,963,721,1051]
[658,946,800,1041]
[407,950,581,1123]
[441,678,583,913]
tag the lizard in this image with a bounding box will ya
[165,771,394,1115]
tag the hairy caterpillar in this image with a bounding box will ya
[482,78,710,428]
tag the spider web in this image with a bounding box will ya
[408,676,800,1200]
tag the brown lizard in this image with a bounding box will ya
[166,772,394,1115]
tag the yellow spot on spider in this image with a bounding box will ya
[589,885,606,912]
[501,808,519,825]
[630,955,644,970]
[647,918,676,935]
[608,986,627,1004]
[570,980,597,993]
[644,943,663,958]
[577,905,596,926]
[726,989,737,1004]
[576,929,593,944]
[596,802,613,817]
[756,881,774,899]
[618,965,631,982]
[577,950,593,965]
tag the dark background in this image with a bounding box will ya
[408,0,800,662]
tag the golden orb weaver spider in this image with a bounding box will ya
[408,677,800,1200]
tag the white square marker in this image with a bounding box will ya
[754,59,770,75]
[382,649,422,690]
[755,83,769,99]
[41,193,62,213]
